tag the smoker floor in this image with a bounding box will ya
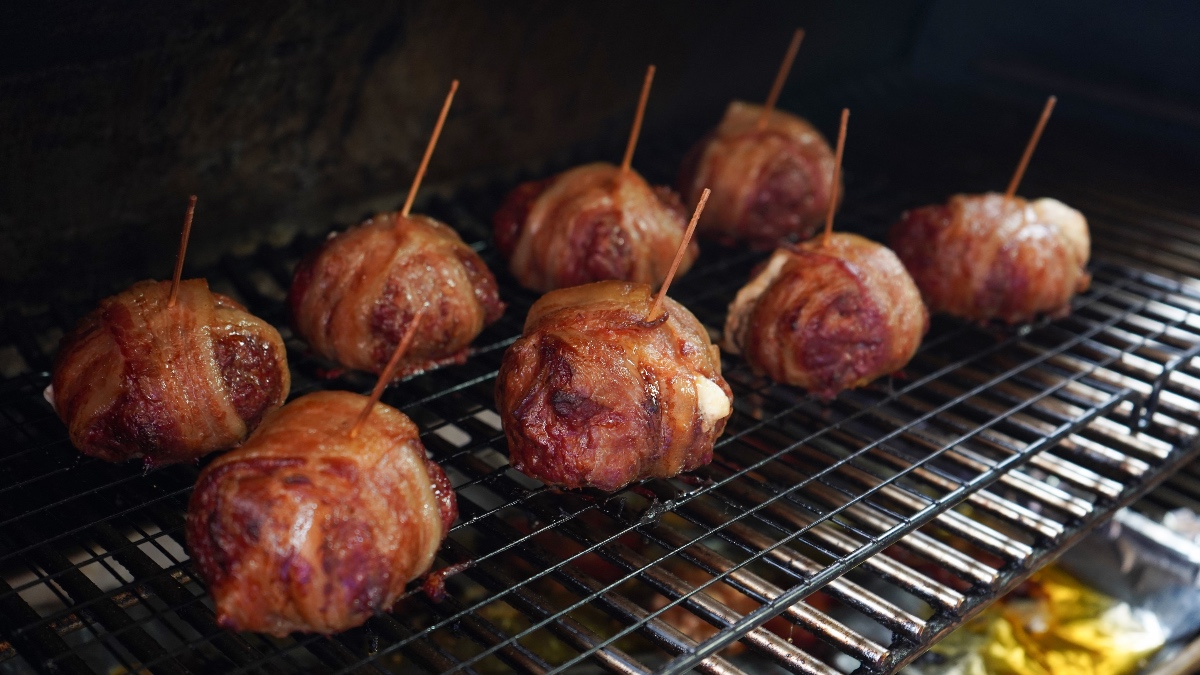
[2,80,1200,675]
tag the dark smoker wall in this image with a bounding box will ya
[4,0,1200,312]
[909,1,1200,146]
[0,0,923,310]
[842,0,1200,215]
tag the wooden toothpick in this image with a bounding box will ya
[401,80,459,218]
[167,195,198,308]
[349,309,425,439]
[647,188,710,321]
[822,108,850,248]
[758,28,805,130]
[621,65,656,175]
[1005,95,1057,200]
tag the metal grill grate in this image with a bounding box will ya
[2,92,1200,675]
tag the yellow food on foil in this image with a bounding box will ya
[921,566,1164,675]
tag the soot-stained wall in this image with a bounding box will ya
[0,0,923,308]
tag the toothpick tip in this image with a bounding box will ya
[348,308,426,438]
[647,188,709,321]
[1004,94,1057,199]
[621,66,657,174]
[400,81,458,218]
[758,28,807,129]
[168,194,199,308]
[821,108,850,247]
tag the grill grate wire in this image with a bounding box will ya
[2,90,1200,674]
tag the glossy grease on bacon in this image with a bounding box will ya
[186,390,457,636]
[678,102,839,249]
[889,193,1090,324]
[493,162,697,293]
[496,281,732,492]
[51,279,289,466]
[725,233,927,398]
[290,213,504,378]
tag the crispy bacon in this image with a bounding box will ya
[493,162,697,293]
[889,193,1091,324]
[186,390,457,636]
[289,213,504,378]
[724,233,928,398]
[51,279,289,467]
[679,102,839,249]
[495,281,732,492]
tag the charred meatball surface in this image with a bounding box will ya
[496,281,732,492]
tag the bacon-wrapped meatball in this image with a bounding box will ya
[496,281,732,492]
[49,279,289,467]
[493,162,697,293]
[289,213,504,378]
[724,233,927,399]
[889,193,1090,324]
[186,390,457,636]
[678,102,839,249]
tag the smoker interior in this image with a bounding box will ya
[6,3,1200,672]
[2,71,1200,674]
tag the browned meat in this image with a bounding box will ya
[289,213,504,378]
[492,162,697,293]
[889,193,1091,324]
[495,281,732,492]
[186,390,457,636]
[50,279,289,467]
[724,233,928,398]
[678,102,839,249]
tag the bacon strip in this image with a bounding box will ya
[725,233,928,398]
[52,279,289,466]
[889,193,1091,324]
[496,281,732,491]
[186,390,456,636]
[289,213,504,377]
[679,101,839,249]
[494,162,697,293]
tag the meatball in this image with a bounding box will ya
[289,213,505,378]
[889,193,1090,324]
[493,162,697,293]
[724,233,928,398]
[496,281,732,492]
[50,279,289,467]
[678,101,839,249]
[186,390,457,636]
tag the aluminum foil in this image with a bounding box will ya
[910,566,1165,675]
[1060,508,1200,644]
[908,503,1200,675]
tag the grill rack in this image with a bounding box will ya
[2,97,1200,674]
